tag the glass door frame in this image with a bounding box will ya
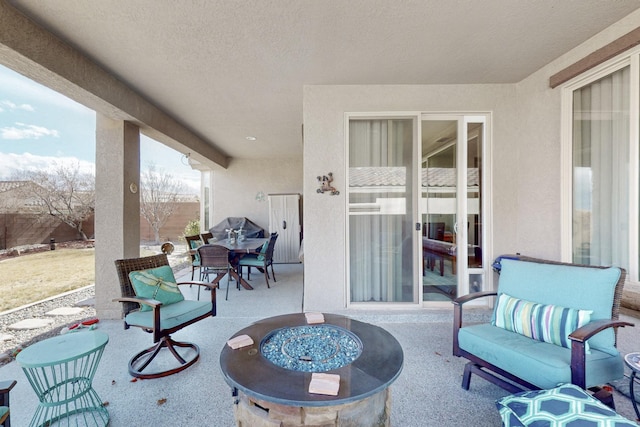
[345,112,423,308]
[345,112,492,308]
[420,113,491,306]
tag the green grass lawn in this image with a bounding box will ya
[0,246,172,312]
[0,248,96,312]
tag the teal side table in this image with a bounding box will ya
[17,330,109,427]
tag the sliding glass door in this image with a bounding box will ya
[347,113,488,306]
[348,117,417,303]
[421,116,485,303]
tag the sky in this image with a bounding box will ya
[0,64,201,195]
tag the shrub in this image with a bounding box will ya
[183,219,200,240]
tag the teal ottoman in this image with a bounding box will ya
[496,384,636,426]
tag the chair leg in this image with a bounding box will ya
[263,265,270,288]
[129,335,200,379]
[225,269,231,300]
[270,263,276,282]
[462,362,473,390]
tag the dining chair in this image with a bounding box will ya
[197,244,233,300]
[113,254,216,379]
[238,232,278,288]
[200,232,214,244]
[184,234,203,280]
[0,380,16,427]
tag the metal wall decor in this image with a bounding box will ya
[317,172,339,195]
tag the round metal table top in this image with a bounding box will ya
[16,330,109,368]
[624,352,640,372]
[219,312,404,407]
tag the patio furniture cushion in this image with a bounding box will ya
[458,323,623,389]
[125,299,212,331]
[129,265,185,312]
[493,293,592,350]
[0,406,7,422]
[256,240,269,261]
[495,259,621,354]
[189,238,203,263]
[496,383,636,426]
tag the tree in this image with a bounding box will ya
[140,163,186,243]
[12,162,95,240]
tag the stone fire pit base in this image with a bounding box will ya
[233,388,391,427]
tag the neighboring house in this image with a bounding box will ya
[0,180,93,248]
[3,4,640,317]
[0,181,197,248]
[0,181,43,213]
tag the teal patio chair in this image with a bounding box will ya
[114,254,217,379]
[185,234,203,280]
[0,380,16,427]
[238,232,278,288]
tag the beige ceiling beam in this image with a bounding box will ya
[550,26,640,88]
[0,1,228,169]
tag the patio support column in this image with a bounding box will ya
[95,114,140,319]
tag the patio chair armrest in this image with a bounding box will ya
[569,319,634,343]
[177,280,216,289]
[0,380,16,394]
[178,280,217,306]
[453,290,497,307]
[113,296,162,309]
[453,291,497,356]
[569,319,634,388]
[0,379,16,408]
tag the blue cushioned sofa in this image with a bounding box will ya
[453,256,634,406]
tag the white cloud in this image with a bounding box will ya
[0,152,95,179]
[0,100,35,112]
[1,123,60,140]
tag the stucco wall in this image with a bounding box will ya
[303,85,517,311]
[509,10,640,262]
[302,10,640,312]
[212,158,303,233]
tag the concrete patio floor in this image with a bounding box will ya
[3,263,640,426]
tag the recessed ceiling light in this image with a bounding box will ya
[245,136,257,141]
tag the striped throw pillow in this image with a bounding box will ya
[493,293,592,350]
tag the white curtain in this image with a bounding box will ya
[348,119,414,303]
[572,66,629,268]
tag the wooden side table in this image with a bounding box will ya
[16,331,109,427]
[624,352,640,420]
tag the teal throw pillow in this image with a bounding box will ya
[129,265,184,312]
[493,293,592,350]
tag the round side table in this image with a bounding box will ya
[624,352,640,420]
[16,330,109,427]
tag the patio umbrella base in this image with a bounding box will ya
[128,336,200,379]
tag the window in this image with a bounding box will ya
[563,51,638,280]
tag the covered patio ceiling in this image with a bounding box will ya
[4,0,640,165]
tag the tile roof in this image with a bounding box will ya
[349,167,479,188]
[0,181,29,193]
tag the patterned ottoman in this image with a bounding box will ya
[496,384,636,426]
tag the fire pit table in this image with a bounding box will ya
[219,313,403,427]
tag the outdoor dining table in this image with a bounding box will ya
[210,237,268,290]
